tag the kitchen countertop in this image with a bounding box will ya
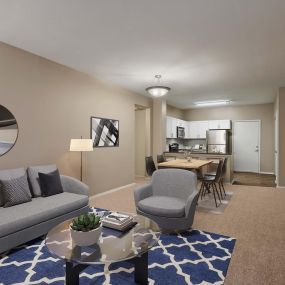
[164,151,232,156]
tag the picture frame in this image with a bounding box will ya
[90,116,119,148]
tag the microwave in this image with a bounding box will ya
[177,126,185,139]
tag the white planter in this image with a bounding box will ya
[70,224,102,246]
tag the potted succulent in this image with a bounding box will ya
[70,213,102,246]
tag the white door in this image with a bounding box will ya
[275,112,279,183]
[233,120,260,172]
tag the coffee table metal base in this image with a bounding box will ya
[65,251,148,285]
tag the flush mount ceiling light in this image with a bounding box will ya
[194,100,231,107]
[145,75,171,97]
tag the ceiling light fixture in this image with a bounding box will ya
[194,100,231,107]
[146,75,171,97]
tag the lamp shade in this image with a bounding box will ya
[70,139,93,152]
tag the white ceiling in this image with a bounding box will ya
[1,0,284,109]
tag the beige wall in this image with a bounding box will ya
[135,108,151,176]
[153,99,166,163]
[184,104,275,173]
[166,104,184,119]
[0,43,152,195]
[278,89,285,186]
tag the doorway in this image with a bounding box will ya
[233,120,260,173]
[135,105,151,177]
[274,102,279,185]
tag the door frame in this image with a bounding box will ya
[232,119,261,173]
[274,97,279,185]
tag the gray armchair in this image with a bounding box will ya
[134,169,198,231]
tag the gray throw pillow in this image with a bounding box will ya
[27,164,57,197]
[1,174,32,207]
[0,168,28,206]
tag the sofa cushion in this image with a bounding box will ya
[0,168,29,206]
[138,196,186,218]
[27,164,57,197]
[39,169,63,197]
[1,174,32,207]
[0,192,88,238]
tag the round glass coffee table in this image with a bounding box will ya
[46,214,160,285]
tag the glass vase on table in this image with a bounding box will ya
[184,149,192,162]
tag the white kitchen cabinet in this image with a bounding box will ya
[166,116,177,138]
[166,117,189,138]
[198,121,209,138]
[187,121,209,139]
[219,120,231,129]
[176,119,187,128]
[208,120,231,130]
[187,122,197,139]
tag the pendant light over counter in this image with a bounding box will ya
[145,75,171,97]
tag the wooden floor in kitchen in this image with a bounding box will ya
[233,171,276,187]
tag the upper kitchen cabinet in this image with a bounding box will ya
[176,119,187,128]
[187,121,209,139]
[166,116,177,138]
[208,120,231,130]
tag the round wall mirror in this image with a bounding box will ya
[0,105,18,156]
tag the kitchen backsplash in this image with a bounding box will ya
[166,138,206,151]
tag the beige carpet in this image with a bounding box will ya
[197,190,234,214]
[91,178,285,285]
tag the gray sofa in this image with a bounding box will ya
[134,169,198,231]
[0,165,89,253]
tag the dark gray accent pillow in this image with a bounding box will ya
[27,164,57,197]
[1,174,32,208]
[38,169,63,197]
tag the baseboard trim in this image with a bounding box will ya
[277,185,285,189]
[259,172,275,175]
[89,183,136,203]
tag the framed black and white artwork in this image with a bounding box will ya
[90,117,119,147]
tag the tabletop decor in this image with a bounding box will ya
[70,213,101,246]
[184,149,192,162]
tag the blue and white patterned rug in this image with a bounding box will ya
[0,209,236,285]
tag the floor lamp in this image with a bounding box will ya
[70,138,93,181]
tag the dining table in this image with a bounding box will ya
[157,158,212,171]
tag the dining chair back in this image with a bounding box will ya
[145,156,156,176]
[221,157,228,178]
[214,159,224,182]
[157,154,166,163]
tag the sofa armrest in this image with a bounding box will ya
[60,175,89,197]
[185,190,199,217]
[134,184,153,207]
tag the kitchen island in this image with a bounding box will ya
[164,152,233,183]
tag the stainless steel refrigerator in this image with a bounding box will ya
[207,130,231,154]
